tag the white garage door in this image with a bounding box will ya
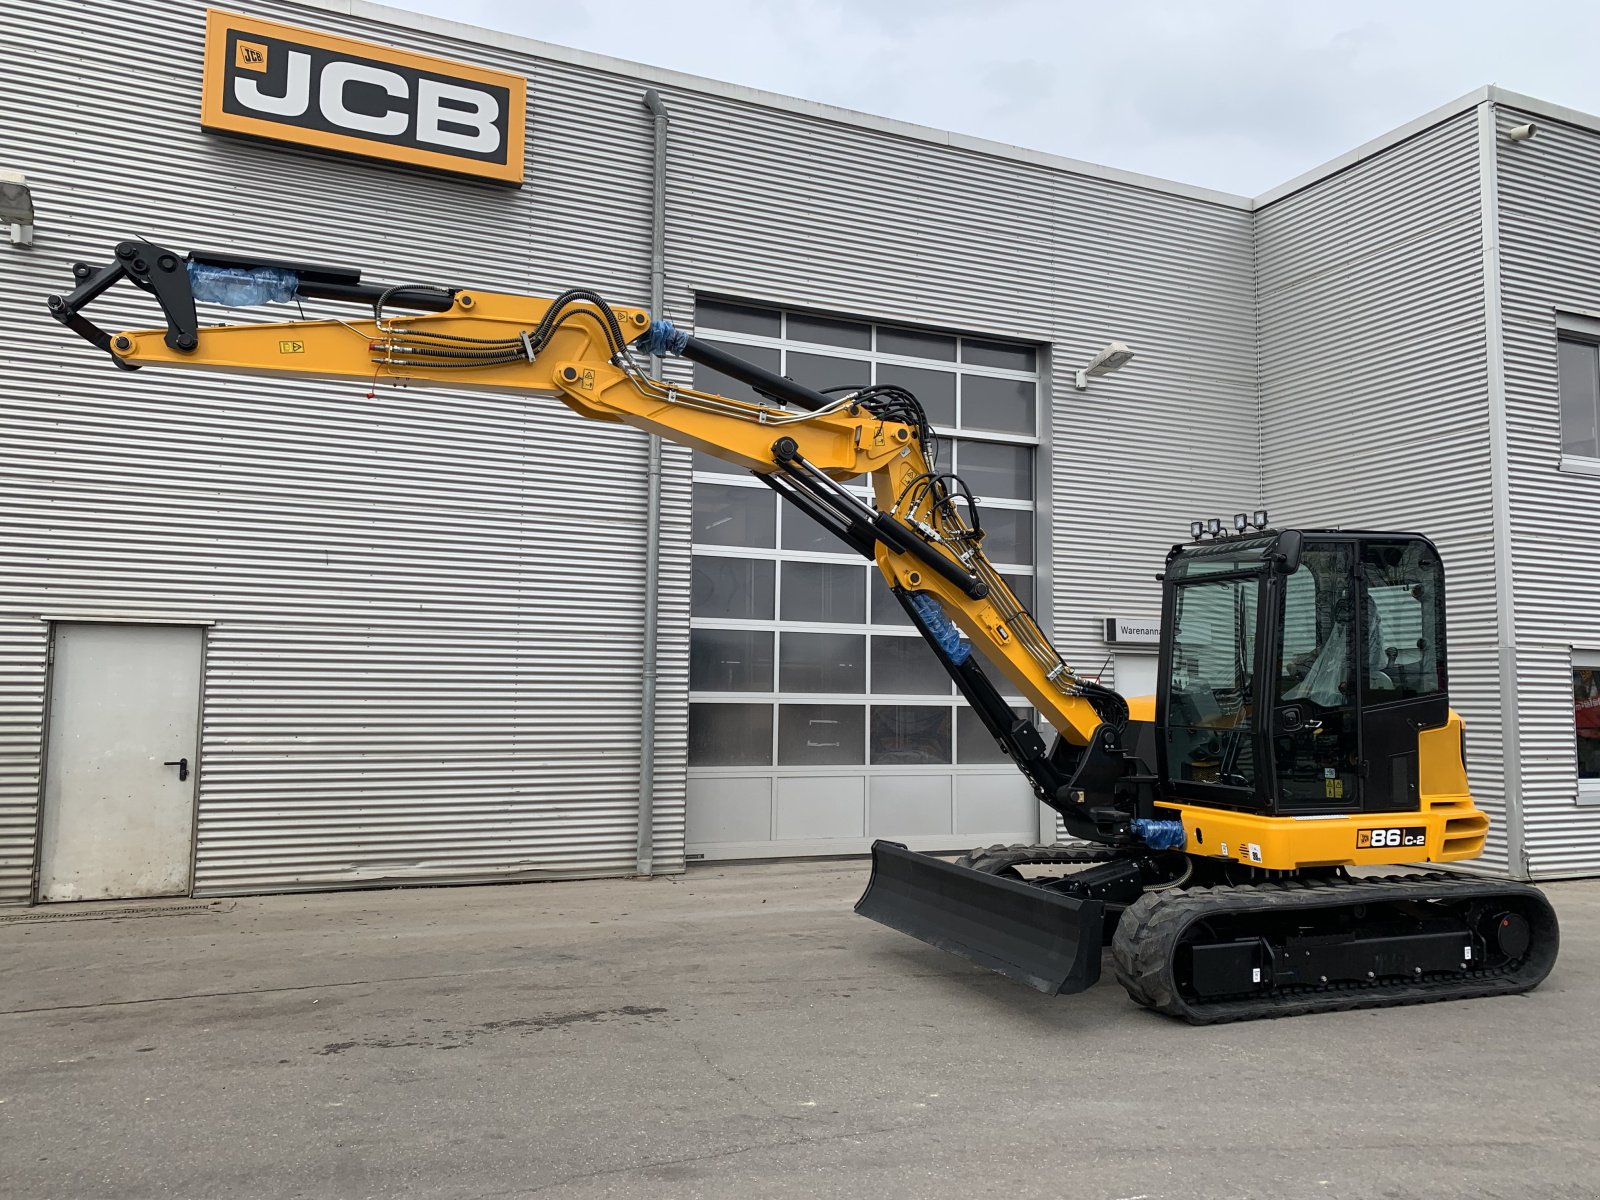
[684,298,1049,860]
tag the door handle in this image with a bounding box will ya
[163,757,189,782]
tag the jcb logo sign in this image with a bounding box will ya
[201,11,526,185]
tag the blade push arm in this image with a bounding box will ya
[46,241,1136,838]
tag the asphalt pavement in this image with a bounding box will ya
[2,860,1596,1200]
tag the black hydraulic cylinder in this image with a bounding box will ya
[190,249,457,313]
[869,511,989,600]
[677,334,833,412]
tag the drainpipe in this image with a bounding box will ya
[636,88,671,877]
[1475,99,1529,880]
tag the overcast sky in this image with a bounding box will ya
[391,0,1599,195]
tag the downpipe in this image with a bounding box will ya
[635,89,671,877]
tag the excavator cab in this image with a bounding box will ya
[1158,529,1451,817]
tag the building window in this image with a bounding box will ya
[686,298,1040,771]
[1576,652,1600,805]
[1557,335,1600,461]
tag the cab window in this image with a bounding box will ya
[1166,574,1258,790]
[1275,544,1360,808]
[1360,541,1446,705]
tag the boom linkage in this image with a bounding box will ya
[46,240,1144,843]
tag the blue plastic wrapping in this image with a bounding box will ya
[637,317,689,358]
[1130,818,1187,850]
[907,592,972,665]
[186,261,299,307]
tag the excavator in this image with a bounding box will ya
[46,239,1559,1023]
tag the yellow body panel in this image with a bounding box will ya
[1128,706,1487,870]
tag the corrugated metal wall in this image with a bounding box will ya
[1493,104,1600,878]
[1254,111,1513,870]
[0,0,686,900]
[13,6,1592,899]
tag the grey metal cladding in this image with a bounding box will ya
[1048,181,1257,681]
[1254,110,1513,870]
[1494,106,1600,878]
[0,0,674,900]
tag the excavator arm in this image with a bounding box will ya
[47,240,1137,843]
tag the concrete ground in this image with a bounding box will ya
[1,862,1596,1200]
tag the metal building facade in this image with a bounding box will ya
[1254,89,1600,879]
[1254,109,1510,869]
[3,1,1599,902]
[1493,99,1600,877]
[0,0,683,901]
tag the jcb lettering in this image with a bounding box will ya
[203,12,524,184]
[229,45,502,156]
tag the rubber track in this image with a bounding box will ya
[954,843,1117,875]
[1111,873,1560,1025]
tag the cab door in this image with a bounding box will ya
[1355,539,1451,813]
[1160,568,1268,811]
[1270,541,1362,813]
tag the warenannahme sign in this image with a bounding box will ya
[201,10,526,184]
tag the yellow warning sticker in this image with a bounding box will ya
[279,340,305,355]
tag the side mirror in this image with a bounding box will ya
[1273,529,1303,574]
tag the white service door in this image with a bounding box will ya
[38,624,203,902]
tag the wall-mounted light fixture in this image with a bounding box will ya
[1074,341,1134,390]
[0,170,35,247]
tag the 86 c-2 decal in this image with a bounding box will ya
[1357,827,1426,849]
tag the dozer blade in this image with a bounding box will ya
[855,840,1105,995]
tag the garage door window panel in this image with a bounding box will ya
[872,635,955,695]
[690,629,774,692]
[876,363,957,427]
[693,557,775,620]
[956,439,1033,501]
[871,706,953,765]
[782,562,866,624]
[778,704,866,766]
[780,632,866,693]
[788,313,871,349]
[787,350,869,395]
[961,375,1037,435]
[689,298,1040,849]
[689,704,774,766]
[694,483,775,547]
